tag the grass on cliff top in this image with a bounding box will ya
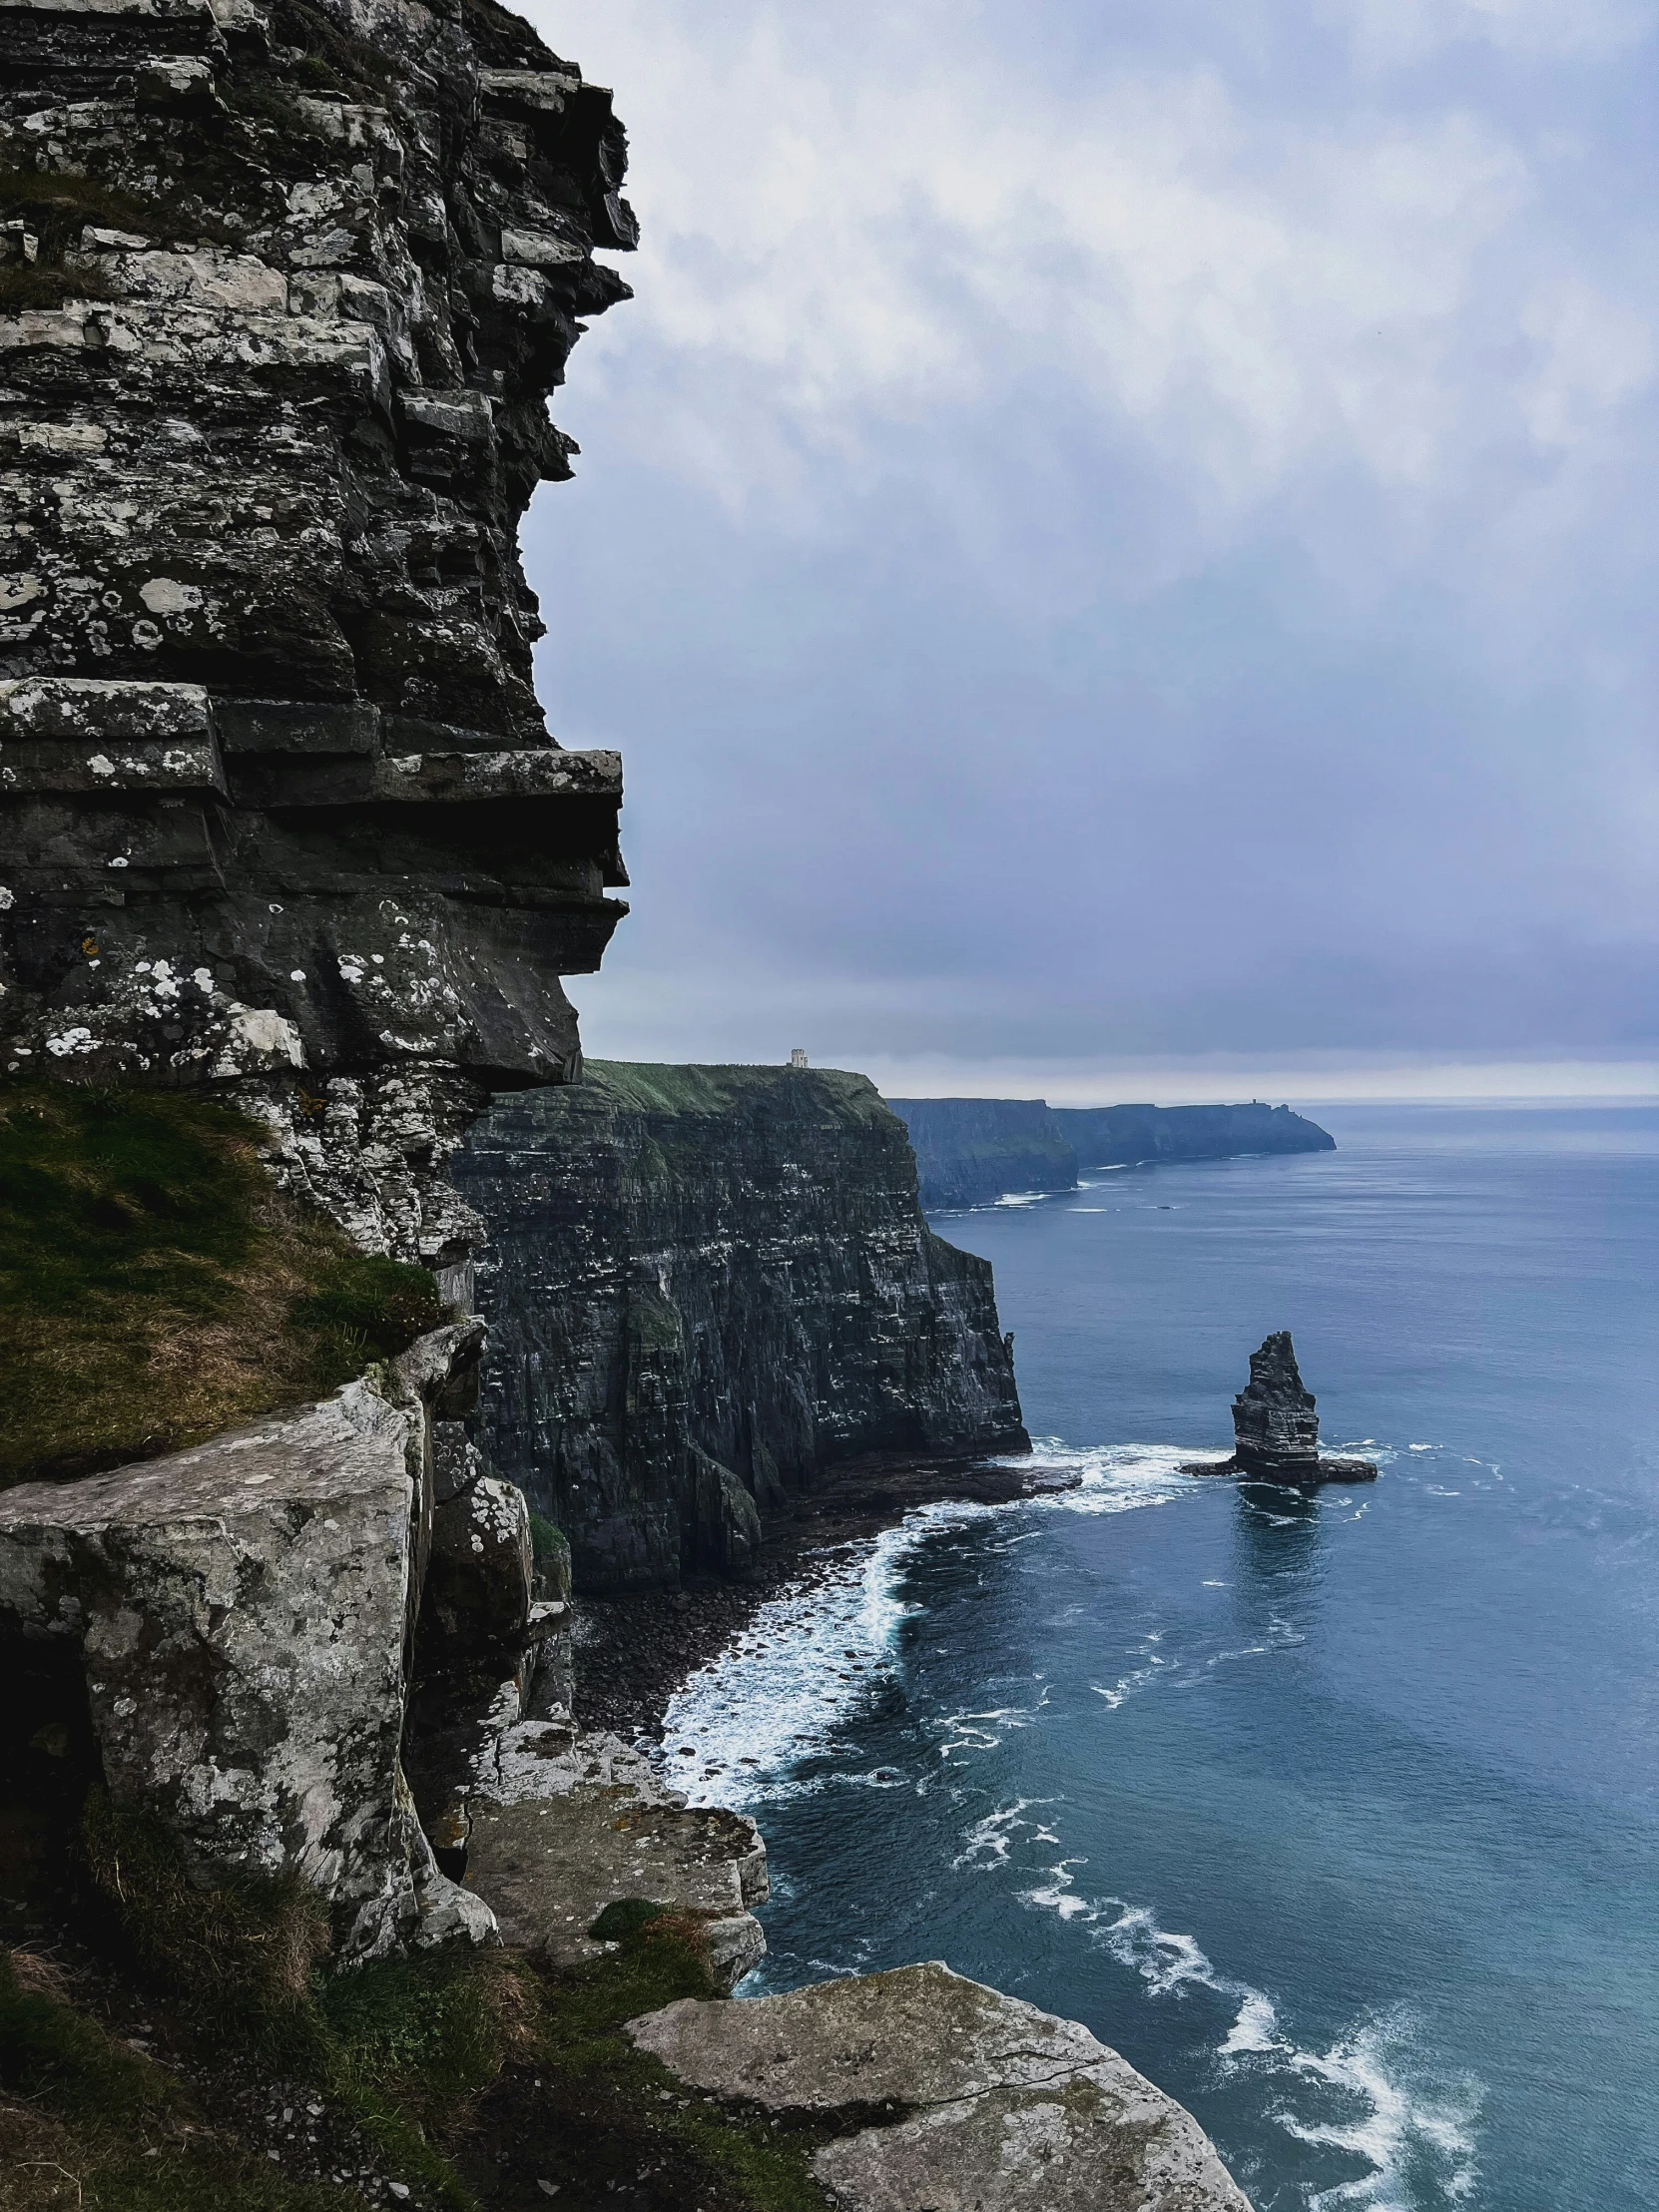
[2,1836,832,2212]
[0,1081,441,1489]
[579,1058,892,1124]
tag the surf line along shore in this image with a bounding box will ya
[571,1449,1081,1743]
[512,1443,1257,2212]
[590,1331,1379,1759]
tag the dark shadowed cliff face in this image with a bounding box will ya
[451,1063,1030,1592]
[885,1097,1079,1212]
[887,1097,1335,1210]
[1055,1102,1335,1171]
[0,0,632,1089]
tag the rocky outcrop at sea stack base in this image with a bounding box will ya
[1203,1331,1377,1483]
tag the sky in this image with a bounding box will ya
[518,0,1659,1104]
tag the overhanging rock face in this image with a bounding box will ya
[0,0,632,1087]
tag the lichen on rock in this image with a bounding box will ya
[628,1960,1256,2211]
[0,0,633,1092]
[0,1322,504,1956]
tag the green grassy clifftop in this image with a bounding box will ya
[0,1082,443,1489]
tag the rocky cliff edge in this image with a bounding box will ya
[1,0,630,1096]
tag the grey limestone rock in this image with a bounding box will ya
[627,1960,1255,2210]
[0,1321,537,1957]
[451,1061,1031,1591]
[0,0,632,1093]
[446,1717,770,1992]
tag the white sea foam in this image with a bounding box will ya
[951,1799,1051,1870]
[1221,1990,1283,2055]
[660,1441,1216,1800]
[932,1690,1049,1759]
[1092,1636,1169,1709]
[658,1494,1003,1801]
[1018,1439,1228,1515]
[1281,2013,1483,2212]
[665,1426,1475,2209]
[1129,1936,1480,2209]
[965,1799,1481,2212]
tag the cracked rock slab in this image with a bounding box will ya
[626,1960,1254,2211]
[460,1721,768,1988]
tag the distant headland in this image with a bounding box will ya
[884,1097,1336,1211]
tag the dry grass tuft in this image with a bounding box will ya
[82,1795,330,2027]
[5,1948,72,2004]
[0,1081,442,1487]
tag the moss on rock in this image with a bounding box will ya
[0,1910,832,2212]
[0,1081,443,1488]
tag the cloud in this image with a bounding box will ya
[1331,0,1652,68]
[521,0,1659,1088]
[543,0,1653,566]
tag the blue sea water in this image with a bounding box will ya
[657,1106,1659,2212]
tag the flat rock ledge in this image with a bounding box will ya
[627,1959,1254,2211]
[458,1721,769,1991]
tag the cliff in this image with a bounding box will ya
[450,1061,1031,1591]
[887,1095,1335,1209]
[1058,1100,1336,1170]
[0,0,641,1953]
[1,0,631,1122]
[0,8,1259,2202]
[884,1094,1078,1213]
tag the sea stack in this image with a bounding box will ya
[1215,1332,1378,1483]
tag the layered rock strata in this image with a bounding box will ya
[628,1961,1255,2211]
[0,0,645,1966]
[450,1061,1031,1591]
[1198,1330,1377,1483]
[0,0,631,1097]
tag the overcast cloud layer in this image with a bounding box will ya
[520,0,1658,1100]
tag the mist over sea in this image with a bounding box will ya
[657,1106,1659,2212]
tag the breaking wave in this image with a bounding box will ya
[657,1442,1215,1798]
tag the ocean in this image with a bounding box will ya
[656,1105,1659,2212]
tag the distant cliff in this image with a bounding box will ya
[887,1097,1335,1210]
[882,1097,1077,1213]
[1057,1102,1336,1171]
[452,1063,1029,1591]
